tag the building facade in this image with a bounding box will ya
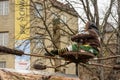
[0,0,15,68]
[0,0,78,74]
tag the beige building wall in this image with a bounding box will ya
[0,0,78,74]
[30,0,78,73]
[0,0,15,68]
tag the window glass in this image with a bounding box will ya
[0,61,6,68]
[35,3,43,18]
[60,15,67,23]
[0,32,9,46]
[0,0,9,15]
[35,34,43,48]
[31,34,44,53]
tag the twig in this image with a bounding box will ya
[1,46,120,62]
[89,63,114,68]
[24,53,64,60]
[88,63,120,69]
[90,55,120,61]
[0,46,64,60]
[55,61,71,68]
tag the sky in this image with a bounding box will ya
[57,0,117,30]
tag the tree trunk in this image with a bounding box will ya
[53,18,61,72]
[115,0,120,79]
[117,0,120,63]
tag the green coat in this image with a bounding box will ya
[68,44,99,56]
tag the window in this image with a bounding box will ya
[33,34,43,48]
[117,58,120,64]
[35,35,43,48]
[60,15,67,23]
[35,3,43,18]
[0,0,9,15]
[31,34,44,53]
[52,13,59,19]
[0,61,6,68]
[0,32,9,46]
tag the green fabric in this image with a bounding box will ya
[72,44,98,55]
[72,44,79,51]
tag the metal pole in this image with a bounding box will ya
[76,63,79,76]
